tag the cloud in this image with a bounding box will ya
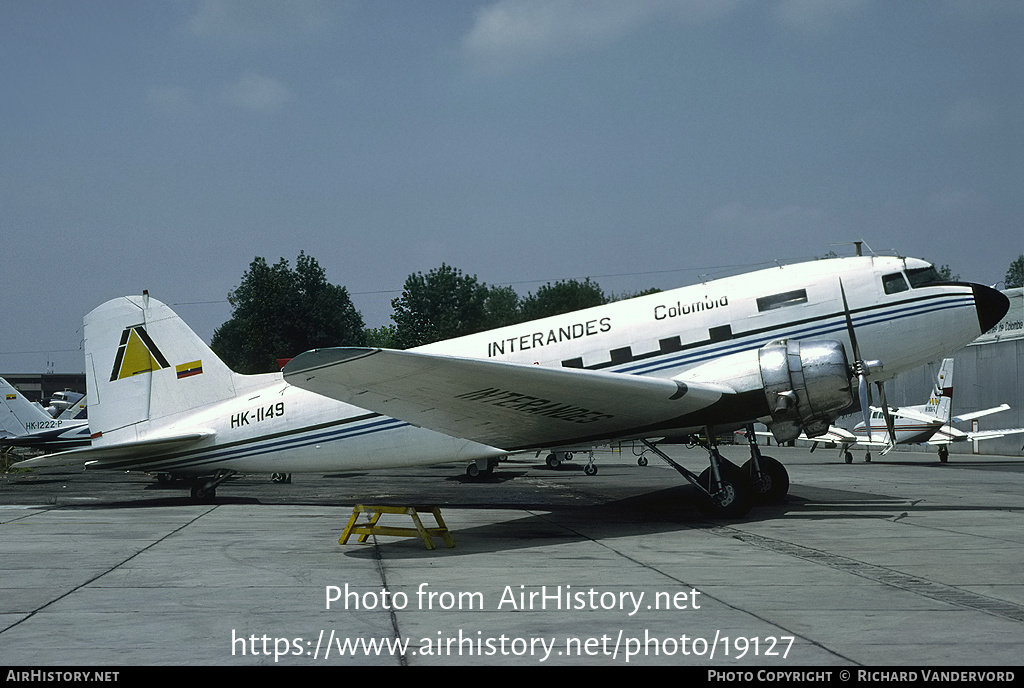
[462,0,740,73]
[223,73,292,113]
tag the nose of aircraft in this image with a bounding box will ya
[972,283,1010,333]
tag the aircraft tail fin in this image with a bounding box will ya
[55,395,89,421]
[0,378,55,436]
[922,358,954,420]
[83,294,279,446]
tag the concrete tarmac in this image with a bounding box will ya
[1,444,1023,667]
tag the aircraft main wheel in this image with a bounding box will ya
[865,452,872,463]
[844,451,853,464]
[545,453,561,468]
[696,463,752,519]
[466,463,480,478]
[584,463,598,476]
[938,448,949,463]
[742,455,789,503]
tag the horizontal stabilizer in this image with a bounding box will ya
[953,404,1011,423]
[14,431,214,469]
[283,348,730,450]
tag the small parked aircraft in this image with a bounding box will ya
[19,255,1008,518]
[811,359,1023,463]
[0,378,91,450]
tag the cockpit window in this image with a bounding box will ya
[882,273,909,294]
[907,266,944,288]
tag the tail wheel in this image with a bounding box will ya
[190,482,216,502]
[742,455,789,503]
[696,462,752,519]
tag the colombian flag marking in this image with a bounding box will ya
[176,360,203,379]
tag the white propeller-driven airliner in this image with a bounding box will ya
[19,255,1008,518]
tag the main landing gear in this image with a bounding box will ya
[639,424,790,519]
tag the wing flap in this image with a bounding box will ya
[283,348,730,450]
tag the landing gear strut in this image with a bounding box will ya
[639,426,791,518]
[640,430,750,519]
[741,424,789,503]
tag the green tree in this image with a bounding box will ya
[1005,254,1024,289]
[518,278,607,321]
[391,263,491,348]
[483,284,521,330]
[364,324,398,348]
[212,252,365,373]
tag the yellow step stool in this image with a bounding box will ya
[340,504,454,550]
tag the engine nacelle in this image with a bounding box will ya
[758,340,853,443]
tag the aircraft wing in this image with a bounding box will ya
[953,404,1011,423]
[812,426,857,444]
[14,431,214,469]
[283,348,734,451]
[877,406,941,425]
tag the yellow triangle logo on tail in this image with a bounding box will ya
[110,326,170,381]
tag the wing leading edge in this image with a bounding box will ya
[283,348,738,451]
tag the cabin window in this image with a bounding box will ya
[907,266,944,288]
[882,272,909,294]
[756,289,808,312]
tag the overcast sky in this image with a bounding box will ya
[2,0,1021,374]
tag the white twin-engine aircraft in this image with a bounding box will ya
[812,358,1024,464]
[21,256,1008,518]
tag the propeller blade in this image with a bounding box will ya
[877,381,897,453]
[859,374,872,443]
[841,278,882,443]
[839,279,863,364]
